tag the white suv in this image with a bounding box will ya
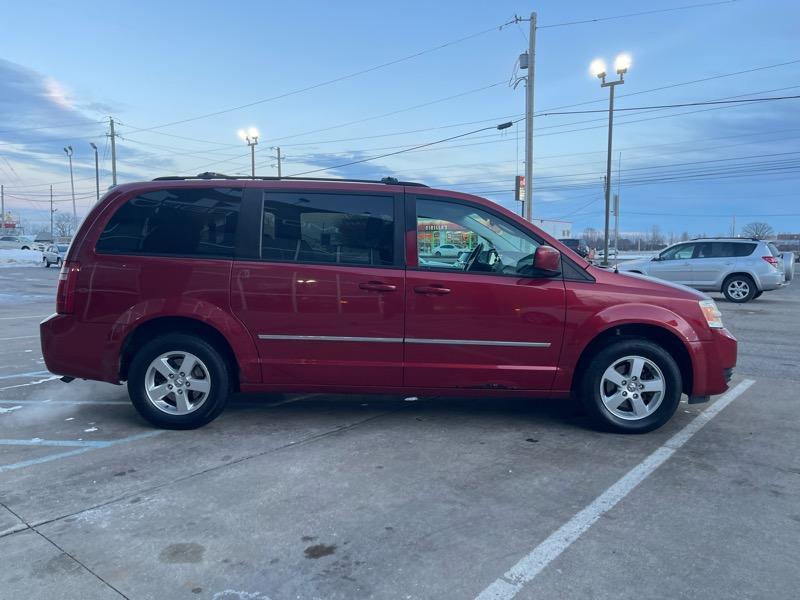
[619,238,787,303]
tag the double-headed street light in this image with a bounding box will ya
[590,53,631,266]
[238,127,259,177]
[63,145,77,229]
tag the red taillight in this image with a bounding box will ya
[56,261,81,314]
[762,255,779,268]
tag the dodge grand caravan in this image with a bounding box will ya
[40,175,737,433]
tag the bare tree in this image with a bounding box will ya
[54,212,75,238]
[680,231,690,242]
[741,222,774,240]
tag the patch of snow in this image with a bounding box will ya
[0,405,22,414]
[84,427,98,432]
[0,249,43,268]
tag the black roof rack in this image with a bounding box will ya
[689,236,760,242]
[152,172,428,187]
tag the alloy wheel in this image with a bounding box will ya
[599,355,666,421]
[727,279,750,300]
[144,351,211,415]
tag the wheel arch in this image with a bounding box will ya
[722,271,759,291]
[119,316,243,389]
[571,323,693,396]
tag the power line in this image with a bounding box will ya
[120,20,517,134]
[537,0,738,29]
[287,121,518,177]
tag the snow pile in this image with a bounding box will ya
[0,249,43,268]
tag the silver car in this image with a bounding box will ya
[618,238,786,303]
[42,244,68,268]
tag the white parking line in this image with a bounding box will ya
[0,335,38,341]
[0,370,50,381]
[0,375,59,392]
[474,379,756,600]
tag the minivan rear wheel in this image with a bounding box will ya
[722,274,756,303]
[128,333,231,429]
[578,338,682,433]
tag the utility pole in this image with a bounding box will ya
[109,117,118,185]
[1,185,4,224]
[730,215,736,237]
[273,146,285,177]
[523,12,537,222]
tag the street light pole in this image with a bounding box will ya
[90,142,99,202]
[63,146,76,230]
[590,54,631,266]
[238,128,259,178]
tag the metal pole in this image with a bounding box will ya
[250,143,256,178]
[50,185,54,239]
[276,146,282,178]
[67,151,76,230]
[109,117,117,185]
[524,11,537,222]
[1,184,4,224]
[91,143,100,201]
[602,84,615,266]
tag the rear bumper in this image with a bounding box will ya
[40,314,121,384]
[758,270,784,291]
[688,327,737,396]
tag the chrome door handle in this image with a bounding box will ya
[359,281,397,292]
[414,285,451,295]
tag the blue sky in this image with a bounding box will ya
[1,0,798,237]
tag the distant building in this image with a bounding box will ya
[531,218,572,239]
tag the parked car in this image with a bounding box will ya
[618,238,786,303]
[42,244,69,268]
[17,235,45,251]
[558,238,589,258]
[41,175,737,434]
[0,235,22,249]
[430,243,464,258]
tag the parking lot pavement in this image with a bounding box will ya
[1,266,798,599]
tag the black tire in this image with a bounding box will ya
[43,259,50,268]
[578,337,682,434]
[56,257,62,267]
[434,251,442,257]
[127,333,232,429]
[722,274,756,303]
[753,290,763,299]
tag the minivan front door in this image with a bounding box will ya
[404,195,566,391]
[231,188,405,387]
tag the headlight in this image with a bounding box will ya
[699,299,724,329]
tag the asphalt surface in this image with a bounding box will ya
[1,265,798,600]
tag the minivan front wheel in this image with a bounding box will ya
[128,334,231,429]
[579,338,682,433]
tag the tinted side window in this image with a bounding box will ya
[661,243,694,260]
[260,192,394,266]
[710,242,756,257]
[97,188,242,258]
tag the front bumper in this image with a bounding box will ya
[688,327,737,397]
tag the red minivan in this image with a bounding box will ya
[41,175,736,433]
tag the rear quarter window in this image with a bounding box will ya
[96,187,242,258]
[731,243,757,257]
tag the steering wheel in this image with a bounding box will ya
[463,243,484,271]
